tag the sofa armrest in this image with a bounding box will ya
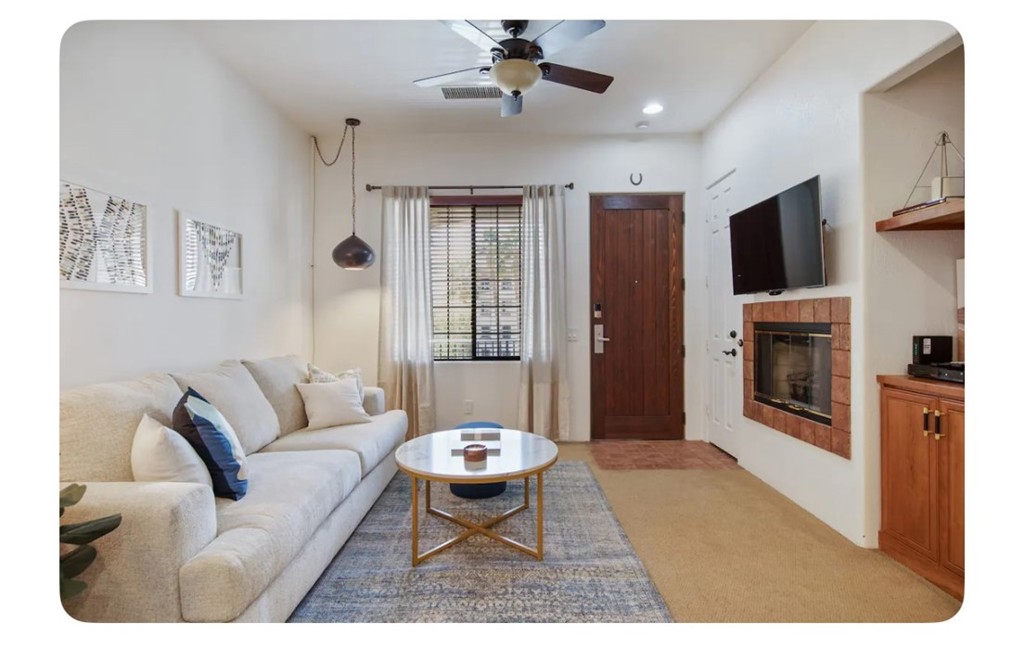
[60,481,217,622]
[363,386,386,416]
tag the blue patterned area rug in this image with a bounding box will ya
[289,461,671,623]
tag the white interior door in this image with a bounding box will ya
[706,172,743,457]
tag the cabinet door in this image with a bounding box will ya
[880,387,939,561]
[938,399,965,576]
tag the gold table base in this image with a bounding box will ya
[410,474,544,566]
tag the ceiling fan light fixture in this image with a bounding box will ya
[642,102,664,115]
[490,59,542,97]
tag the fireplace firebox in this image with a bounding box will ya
[754,322,832,425]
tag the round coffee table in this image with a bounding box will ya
[395,428,558,566]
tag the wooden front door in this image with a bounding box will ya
[590,193,684,439]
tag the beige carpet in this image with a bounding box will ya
[556,442,962,622]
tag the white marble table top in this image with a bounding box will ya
[395,428,558,482]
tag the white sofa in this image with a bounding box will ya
[59,355,408,622]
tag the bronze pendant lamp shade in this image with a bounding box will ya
[315,118,375,270]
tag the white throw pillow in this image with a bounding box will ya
[131,413,213,487]
[296,379,372,430]
[308,363,364,401]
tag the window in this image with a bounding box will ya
[430,196,522,360]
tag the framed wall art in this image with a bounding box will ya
[59,180,152,293]
[177,211,243,299]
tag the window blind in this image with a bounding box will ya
[430,203,522,360]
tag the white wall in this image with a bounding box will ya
[312,132,704,439]
[862,47,965,545]
[60,22,313,388]
[699,21,959,545]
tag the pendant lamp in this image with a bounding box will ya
[314,118,375,270]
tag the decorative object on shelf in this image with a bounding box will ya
[59,180,151,293]
[177,211,243,298]
[314,118,375,270]
[895,130,964,215]
[60,483,122,600]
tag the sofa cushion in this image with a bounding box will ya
[179,449,361,622]
[262,409,408,476]
[308,363,364,400]
[296,379,371,430]
[60,373,184,482]
[242,355,309,436]
[174,389,249,500]
[131,413,212,487]
[170,360,280,455]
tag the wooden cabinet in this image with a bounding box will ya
[878,375,964,600]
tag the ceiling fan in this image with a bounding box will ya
[414,20,614,117]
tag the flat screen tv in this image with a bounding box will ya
[729,175,825,295]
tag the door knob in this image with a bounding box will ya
[722,349,737,356]
[729,330,737,338]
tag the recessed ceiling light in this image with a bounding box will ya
[642,102,664,115]
[635,121,650,130]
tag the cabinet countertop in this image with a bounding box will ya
[877,374,964,401]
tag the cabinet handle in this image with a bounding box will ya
[922,407,931,438]
[934,410,943,440]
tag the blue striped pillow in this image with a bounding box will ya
[172,388,248,500]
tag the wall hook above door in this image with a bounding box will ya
[629,173,643,186]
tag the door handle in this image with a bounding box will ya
[722,349,737,356]
[594,325,610,354]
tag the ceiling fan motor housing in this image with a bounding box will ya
[501,20,529,38]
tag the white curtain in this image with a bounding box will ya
[518,185,570,440]
[377,186,436,438]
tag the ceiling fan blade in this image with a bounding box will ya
[441,20,505,52]
[414,66,490,87]
[501,93,523,117]
[532,20,606,58]
[540,63,614,94]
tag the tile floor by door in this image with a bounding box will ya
[588,439,740,470]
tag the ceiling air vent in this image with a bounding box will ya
[441,86,502,100]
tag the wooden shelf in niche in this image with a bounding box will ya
[875,198,964,232]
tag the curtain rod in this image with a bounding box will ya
[364,183,574,192]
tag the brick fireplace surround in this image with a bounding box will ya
[742,297,851,459]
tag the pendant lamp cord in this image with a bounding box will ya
[312,121,359,236]
[312,124,349,167]
[351,125,357,236]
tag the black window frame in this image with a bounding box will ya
[430,195,523,362]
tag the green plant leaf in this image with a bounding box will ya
[60,484,87,510]
[59,514,122,545]
[60,544,97,579]
[60,574,88,600]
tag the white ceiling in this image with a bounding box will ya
[185,20,814,137]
